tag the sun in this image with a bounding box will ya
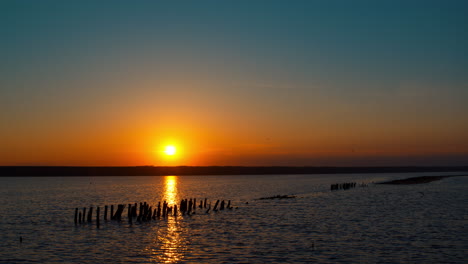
[164,145,177,156]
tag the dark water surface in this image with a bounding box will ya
[1,173,467,263]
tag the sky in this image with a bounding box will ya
[1,0,467,166]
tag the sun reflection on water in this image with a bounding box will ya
[150,176,188,263]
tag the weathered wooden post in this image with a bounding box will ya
[204,198,207,208]
[152,208,157,220]
[220,200,225,210]
[137,203,143,221]
[128,204,132,224]
[110,205,114,220]
[74,208,78,225]
[83,207,87,223]
[213,200,220,211]
[96,207,100,228]
[227,200,231,209]
[79,212,82,224]
[162,201,167,218]
[199,200,203,208]
[117,204,126,220]
[145,206,151,221]
[206,203,211,213]
[174,205,178,216]
[127,204,132,220]
[167,206,172,216]
[87,207,93,223]
[157,202,161,218]
[188,199,192,214]
[104,205,108,221]
[132,203,137,217]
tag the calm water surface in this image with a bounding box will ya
[1,172,467,263]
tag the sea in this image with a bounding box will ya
[0,172,467,263]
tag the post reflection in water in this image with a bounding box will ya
[151,176,188,263]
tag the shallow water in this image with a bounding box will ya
[0,172,467,263]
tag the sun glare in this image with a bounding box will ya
[164,145,177,156]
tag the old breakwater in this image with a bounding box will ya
[74,198,235,228]
[330,182,368,191]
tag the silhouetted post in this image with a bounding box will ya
[87,207,93,223]
[206,203,211,213]
[79,212,82,224]
[147,206,153,221]
[152,208,157,220]
[104,205,108,220]
[116,204,125,220]
[213,200,220,211]
[157,202,161,218]
[127,204,132,223]
[74,208,78,225]
[204,198,207,208]
[162,201,167,218]
[119,204,124,220]
[137,203,143,221]
[227,200,231,209]
[96,207,100,228]
[220,200,225,210]
[110,205,114,220]
[188,199,192,214]
[83,207,87,223]
[174,205,178,216]
[132,203,137,217]
[199,200,203,208]
[167,206,172,216]
[127,204,132,220]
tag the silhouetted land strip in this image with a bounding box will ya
[258,195,296,200]
[378,175,467,185]
[1,166,468,177]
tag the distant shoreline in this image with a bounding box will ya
[1,166,467,177]
[378,174,467,185]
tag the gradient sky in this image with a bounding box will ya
[1,0,467,166]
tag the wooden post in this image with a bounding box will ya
[114,204,125,220]
[157,202,161,218]
[137,203,143,221]
[127,204,132,220]
[213,200,220,211]
[133,203,137,217]
[148,206,153,221]
[167,206,172,216]
[206,203,211,213]
[87,207,93,223]
[204,198,207,208]
[74,208,78,225]
[152,208,157,220]
[188,199,192,214]
[227,200,231,209]
[96,207,100,228]
[83,207,87,223]
[174,205,178,216]
[127,204,132,223]
[162,201,167,218]
[110,205,114,220]
[104,205,108,221]
[79,212,82,224]
[220,200,225,210]
[199,200,203,208]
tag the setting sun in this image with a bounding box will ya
[164,145,177,156]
